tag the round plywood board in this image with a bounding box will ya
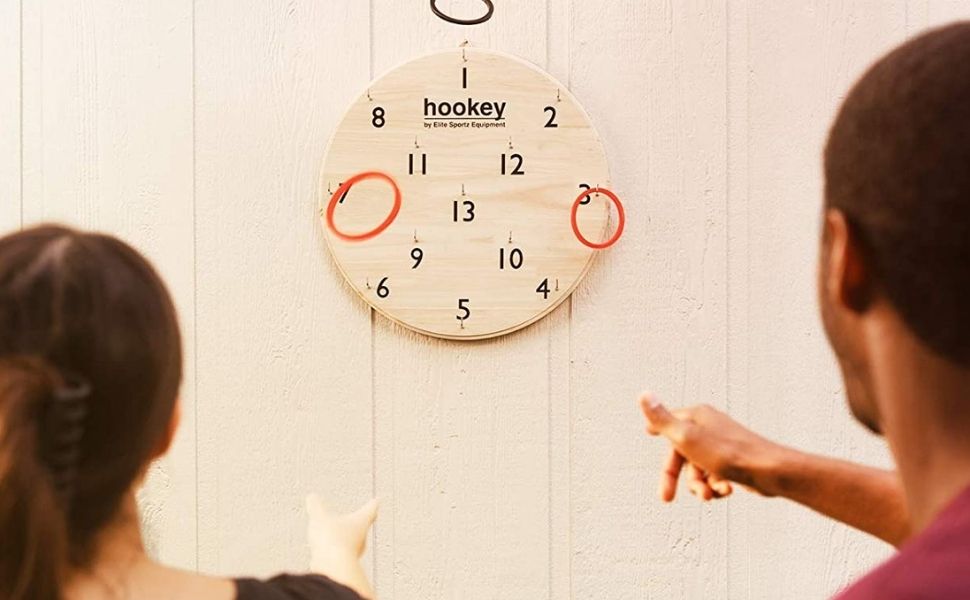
[320,47,615,340]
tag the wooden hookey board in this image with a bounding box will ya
[320,47,618,340]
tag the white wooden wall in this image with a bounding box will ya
[2,1,969,598]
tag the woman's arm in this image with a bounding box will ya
[306,495,378,599]
[639,395,910,547]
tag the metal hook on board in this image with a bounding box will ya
[431,0,495,26]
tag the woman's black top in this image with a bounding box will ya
[235,574,362,600]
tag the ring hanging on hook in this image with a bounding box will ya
[570,187,625,250]
[430,0,494,26]
[326,171,402,242]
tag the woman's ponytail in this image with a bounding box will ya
[0,358,71,600]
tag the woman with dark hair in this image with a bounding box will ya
[0,225,375,600]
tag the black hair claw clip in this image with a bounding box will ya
[43,375,91,506]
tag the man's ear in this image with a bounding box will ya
[153,399,181,459]
[822,208,872,313]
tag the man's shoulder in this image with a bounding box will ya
[835,544,970,599]
[835,489,970,600]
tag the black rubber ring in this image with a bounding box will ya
[430,0,495,26]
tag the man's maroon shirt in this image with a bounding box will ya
[834,485,970,599]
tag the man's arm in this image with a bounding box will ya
[639,395,910,547]
[764,448,909,546]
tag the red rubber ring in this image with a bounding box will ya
[326,171,402,242]
[570,187,625,249]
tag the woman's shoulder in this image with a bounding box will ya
[234,573,363,600]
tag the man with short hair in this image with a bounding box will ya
[641,22,970,598]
